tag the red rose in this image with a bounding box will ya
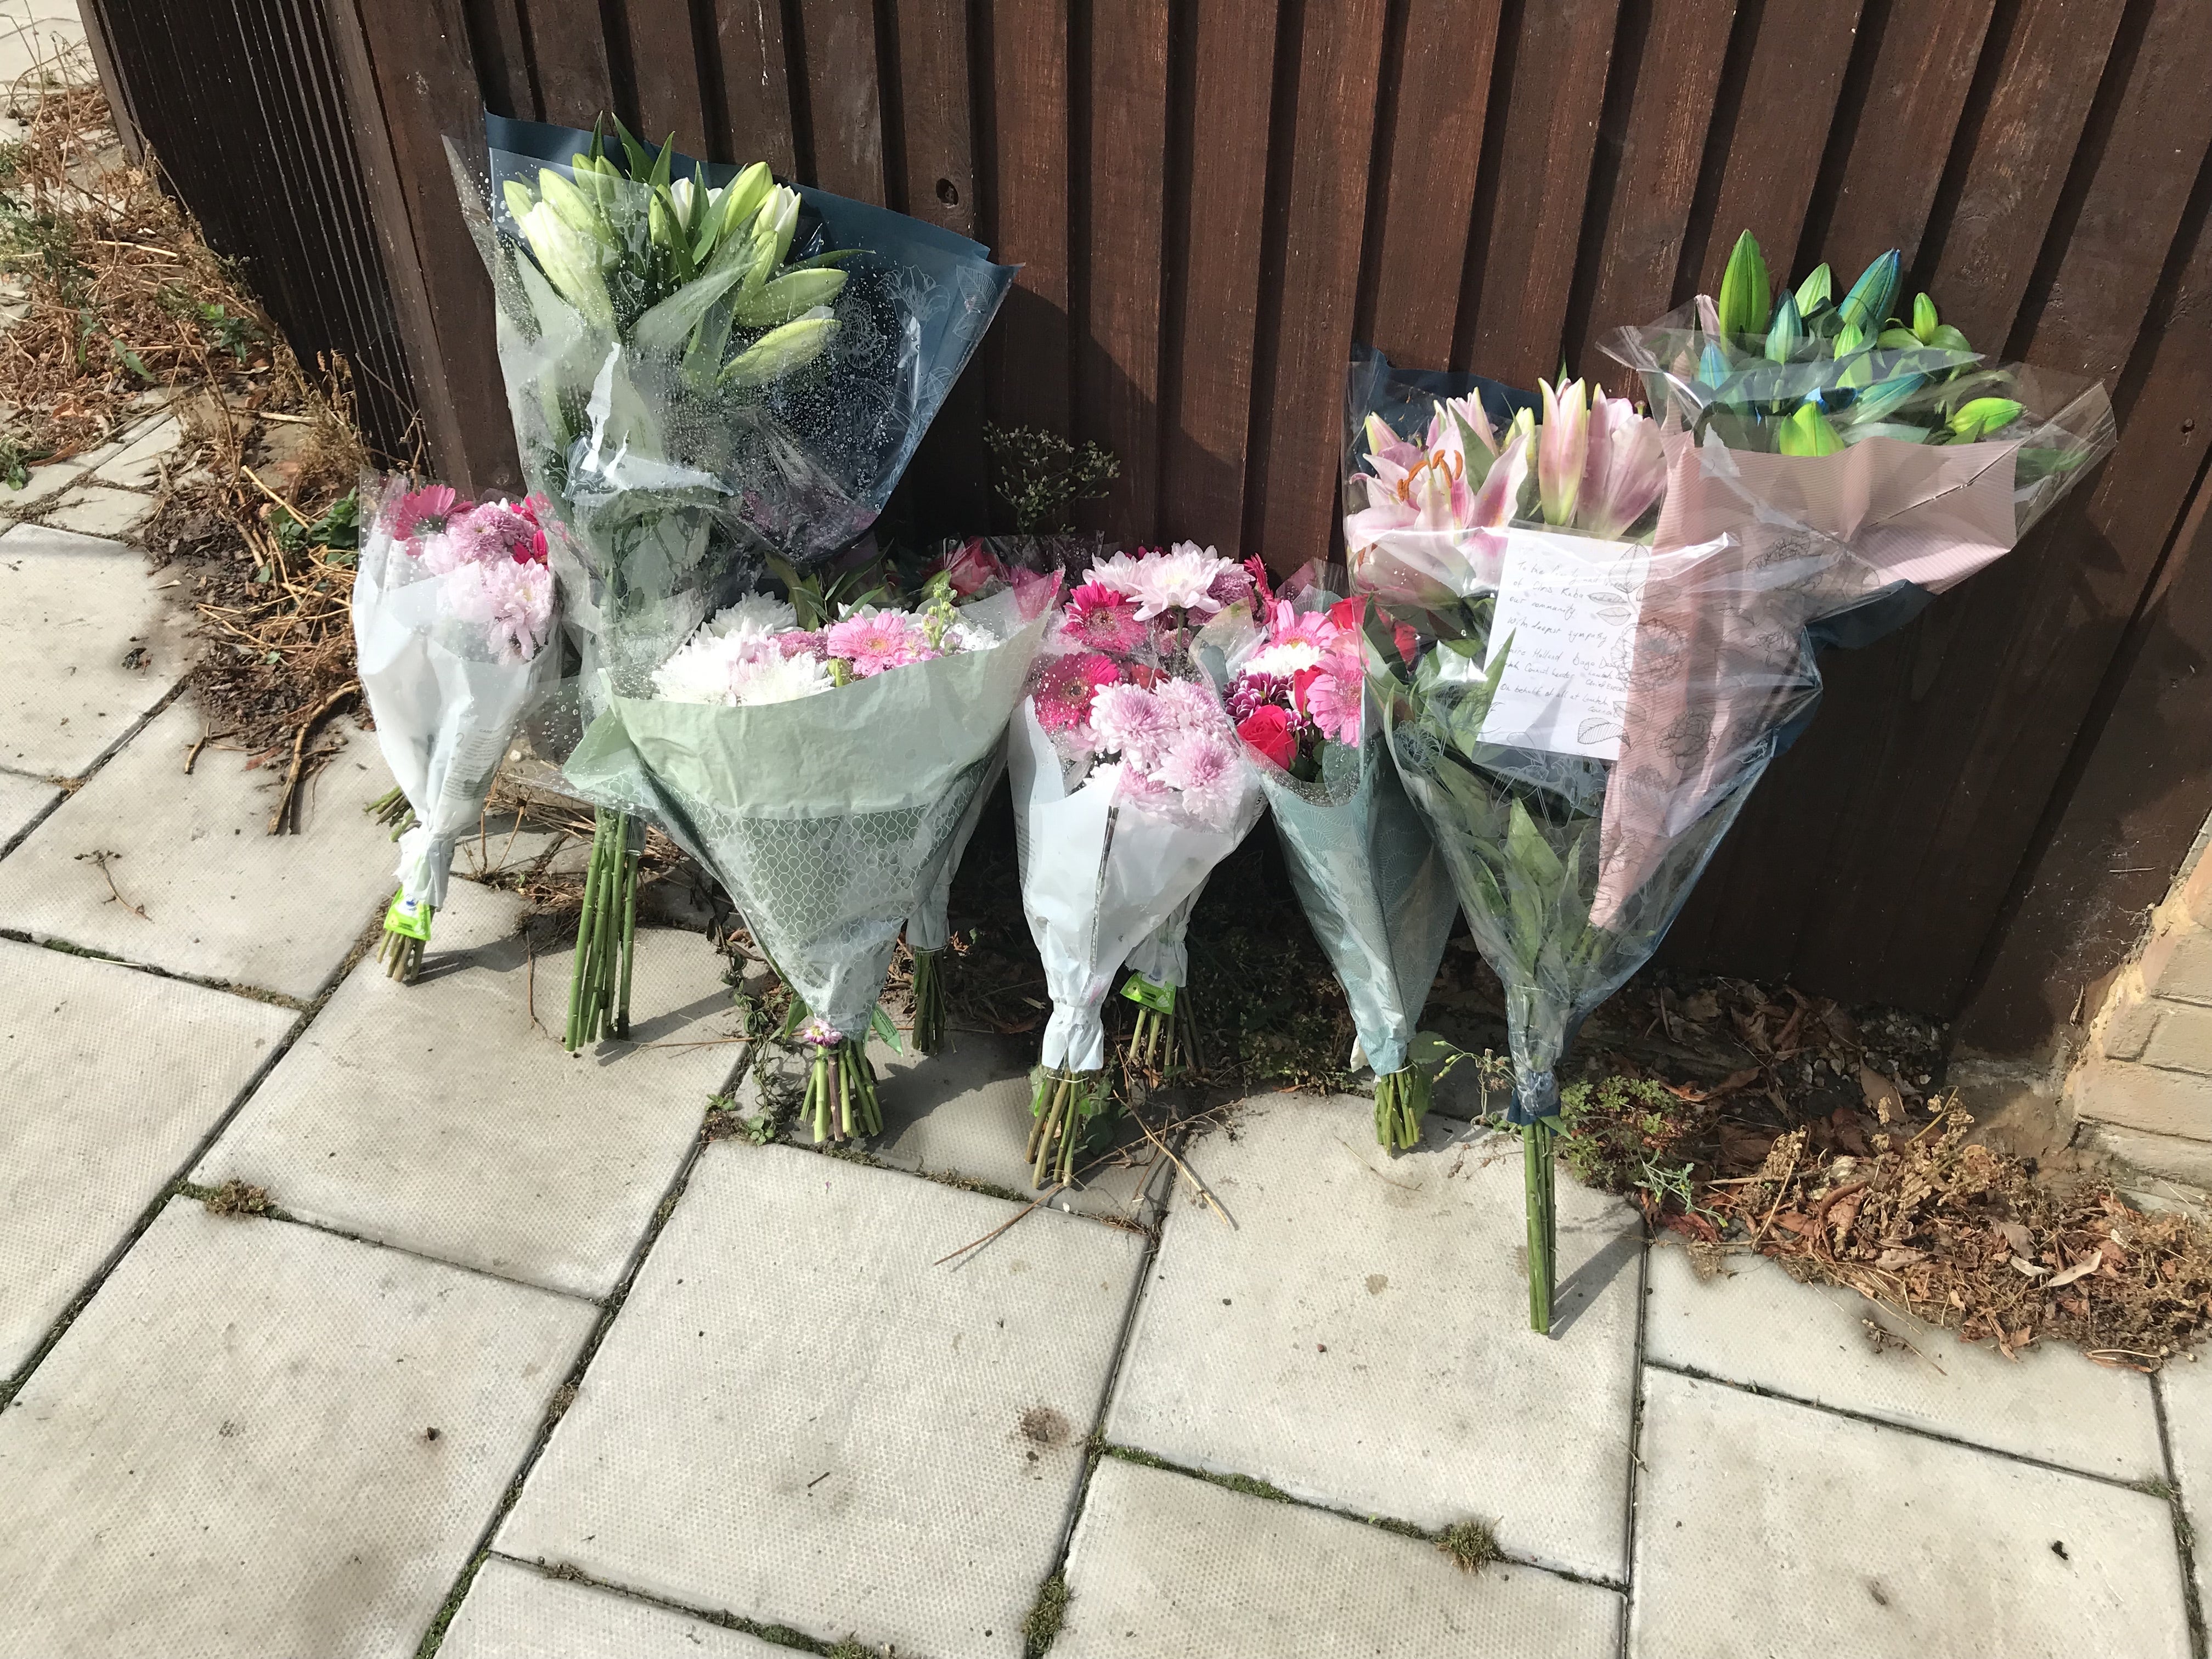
[1327,595,1367,634]
[1237,704,1297,770]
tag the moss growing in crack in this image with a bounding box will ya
[1099,1443,1289,1503]
[1022,1570,1069,1656]
[192,1178,274,1217]
[1437,1518,1503,1574]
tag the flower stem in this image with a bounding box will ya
[910,947,946,1056]
[1526,1119,1557,1333]
[565,811,608,1052]
[1373,1065,1430,1150]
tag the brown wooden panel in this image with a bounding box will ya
[459,0,534,119]
[337,0,516,488]
[1693,0,1867,301]
[981,0,1071,437]
[1361,0,1499,371]
[1080,1,1171,537]
[1572,0,1737,384]
[707,0,798,172]
[890,0,976,238]
[626,0,710,155]
[794,0,886,201]
[520,0,614,125]
[1914,0,2126,346]
[1812,0,1995,279]
[1458,0,1618,387]
[1243,0,1388,568]
[1960,473,2212,1055]
[1159,0,1278,552]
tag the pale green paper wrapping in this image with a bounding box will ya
[566,602,1047,1036]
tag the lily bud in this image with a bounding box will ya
[1764,291,1803,363]
[1537,377,1590,527]
[538,169,602,242]
[732,267,848,328]
[1579,388,1666,538]
[1838,249,1900,336]
[1947,397,2023,442]
[1912,292,1938,344]
[518,201,615,331]
[718,162,774,240]
[1717,230,1771,341]
[1776,400,1844,458]
[501,179,535,227]
[721,312,839,387]
[1793,263,1833,315]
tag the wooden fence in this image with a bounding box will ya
[101,0,2212,1053]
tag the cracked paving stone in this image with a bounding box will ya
[441,1556,797,1658]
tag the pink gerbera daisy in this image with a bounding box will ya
[823,610,932,677]
[1062,581,1147,654]
[388,483,458,545]
[1032,650,1120,733]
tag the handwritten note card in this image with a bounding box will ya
[1475,526,1649,761]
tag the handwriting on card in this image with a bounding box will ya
[1476,527,1650,761]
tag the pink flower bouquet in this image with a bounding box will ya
[352,476,558,980]
[1006,545,1266,1186]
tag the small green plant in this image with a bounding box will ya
[984,422,1119,534]
[274,488,360,565]
[1022,1570,1069,1656]
[1557,1075,1696,1204]
[198,300,261,362]
[1436,1518,1502,1573]
[0,430,52,488]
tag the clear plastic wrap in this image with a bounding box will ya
[351,476,558,973]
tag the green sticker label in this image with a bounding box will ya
[1120,974,1176,1014]
[382,891,433,941]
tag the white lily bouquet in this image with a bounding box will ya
[454,112,1013,1048]
[352,476,557,980]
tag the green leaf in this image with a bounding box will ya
[1925,323,1975,356]
[1776,401,1845,456]
[611,115,652,181]
[629,260,751,357]
[1876,327,1921,349]
[1947,396,2024,442]
[869,1003,902,1054]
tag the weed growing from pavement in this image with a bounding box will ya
[1437,1518,1503,1574]
[1021,1570,1069,1656]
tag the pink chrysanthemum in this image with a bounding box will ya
[1150,677,1217,731]
[1152,724,1244,830]
[1063,581,1147,654]
[388,483,458,544]
[776,629,826,658]
[1088,682,1172,768]
[823,611,932,677]
[447,555,554,664]
[1227,669,1294,725]
[1032,651,1120,734]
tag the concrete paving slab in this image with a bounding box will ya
[0,698,398,998]
[2161,1359,2212,1621]
[1645,1243,2163,1479]
[754,1026,1169,1220]
[499,1142,1147,1658]
[195,882,747,1298]
[442,1558,792,1659]
[87,414,181,490]
[1105,1099,1642,1581]
[1629,1368,2193,1658]
[0,765,59,850]
[43,483,151,539]
[1056,1457,1621,1659]
[0,521,183,775]
[0,1200,594,1658]
[0,459,87,516]
[0,938,291,1374]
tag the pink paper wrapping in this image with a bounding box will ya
[1588,431,2022,930]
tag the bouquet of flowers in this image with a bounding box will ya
[352,476,557,981]
[1201,566,1457,1149]
[569,571,1050,1137]
[1008,544,1265,1185]
[454,112,1013,1046]
[1349,232,2115,1330]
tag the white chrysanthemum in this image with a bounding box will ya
[1127,543,1236,619]
[729,651,833,706]
[941,620,995,654]
[1243,639,1324,678]
[652,628,751,704]
[705,592,798,640]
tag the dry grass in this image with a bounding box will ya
[0,55,383,761]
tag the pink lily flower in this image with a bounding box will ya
[1537,377,1589,527]
[1577,386,1666,539]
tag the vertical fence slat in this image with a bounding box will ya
[460,0,536,120]
[890,0,975,237]
[1913,0,2128,345]
[518,0,614,124]
[981,0,1071,438]
[1804,2,2212,1005]
[1810,0,1995,278]
[1691,0,1867,300]
[708,0,798,171]
[1244,0,1387,567]
[1080,2,1171,538]
[1458,0,1619,387]
[1361,0,1500,371]
[794,0,886,201]
[627,1,710,154]
[1572,0,1737,383]
[1159,0,1278,551]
